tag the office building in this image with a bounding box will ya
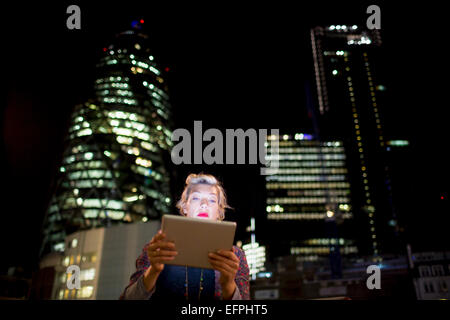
[311,25,398,257]
[264,132,358,262]
[53,221,159,300]
[410,250,450,300]
[40,21,173,257]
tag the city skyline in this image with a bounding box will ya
[2,1,449,280]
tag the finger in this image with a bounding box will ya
[151,231,167,243]
[148,243,160,252]
[208,261,233,276]
[150,233,161,243]
[158,241,176,250]
[210,250,239,266]
[208,252,237,266]
[149,250,178,258]
[209,253,239,270]
[148,241,176,252]
[153,256,176,263]
[208,259,227,271]
[217,250,240,263]
[208,258,236,274]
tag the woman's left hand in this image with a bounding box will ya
[208,249,240,299]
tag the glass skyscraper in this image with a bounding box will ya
[40,22,173,257]
[264,132,358,262]
[311,25,397,257]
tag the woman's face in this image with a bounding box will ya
[183,184,220,221]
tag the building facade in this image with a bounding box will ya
[263,132,358,264]
[52,221,159,300]
[40,22,173,257]
[311,25,399,257]
[250,253,415,300]
[411,251,450,300]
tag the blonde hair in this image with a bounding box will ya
[176,173,231,220]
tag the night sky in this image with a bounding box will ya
[2,1,449,276]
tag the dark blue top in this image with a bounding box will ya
[151,265,216,301]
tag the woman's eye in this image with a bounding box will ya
[192,197,199,200]
[209,199,216,203]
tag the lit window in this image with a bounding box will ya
[116,136,133,145]
[80,268,96,281]
[84,152,94,160]
[136,157,152,168]
[79,286,94,298]
[63,256,70,267]
[77,128,92,137]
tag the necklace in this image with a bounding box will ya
[184,265,204,301]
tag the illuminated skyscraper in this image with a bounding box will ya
[264,132,358,262]
[311,25,397,257]
[242,217,267,280]
[40,21,173,256]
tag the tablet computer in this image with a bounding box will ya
[161,214,237,269]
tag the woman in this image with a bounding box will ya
[120,173,250,300]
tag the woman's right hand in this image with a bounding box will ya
[143,230,177,292]
[146,230,178,274]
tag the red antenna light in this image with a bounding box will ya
[165,67,170,72]
[140,19,144,24]
[103,48,107,52]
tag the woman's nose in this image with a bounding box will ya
[200,199,208,207]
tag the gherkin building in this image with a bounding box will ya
[40,24,174,256]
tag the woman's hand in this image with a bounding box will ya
[143,230,177,292]
[208,249,240,299]
[147,230,178,273]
